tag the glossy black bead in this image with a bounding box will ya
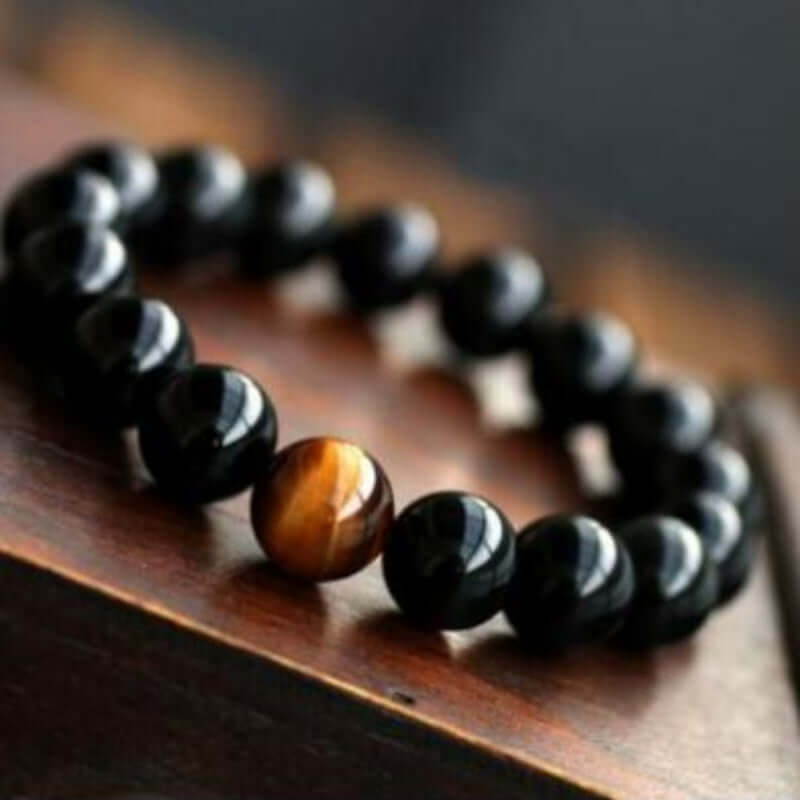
[136,145,247,264]
[239,160,335,276]
[10,221,135,335]
[2,167,121,258]
[618,515,718,646]
[138,364,278,504]
[382,491,516,630]
[528,310,637,428]
[657,440,752,510]
[504,515,634,652]
[63,141,159,229]
[331,205,439,311]
[66,296,194,427]
[608,380,717,485]
[665,491,752,603]
[438,249,548,357]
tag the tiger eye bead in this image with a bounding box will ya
[382,491,516,630]
[139,365,277,504]
[665,491,752,603]
[66,296,194,427]
[618,515,718,647]
[239,160,335,276]
[136,145,247,264]
[528,310,637,428]
[63,141,159,229]
[330,205,440,311]
[504,515,634,652]
[608,380,717,486]
[10,221,135,334]
[251,438,394,581]
[2,167,121,258]
[438,249,548,357]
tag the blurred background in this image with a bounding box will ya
[0,0,795,386]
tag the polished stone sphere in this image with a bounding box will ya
[10,221,135,331]
[665,491,752,603]
[139,364,277,504]
[504,514,634,651]
[608,379,717,484]
[382,491,516,630]
[64,141,159,228]
[330,205,440,311]
[618,514,719,646]
[66,296,194,427]
[657,440,752,510]
[528,310,637,428]
[438,248,548,357]
[2,167,121,258]
[252,437,393,581]
[136,145,247,264]
[239,160,336,276]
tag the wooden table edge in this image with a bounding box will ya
[0,541,614,800]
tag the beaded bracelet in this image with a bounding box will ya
[0,141,756,653]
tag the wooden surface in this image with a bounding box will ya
[0,72,799,800]
[738,391,800,702]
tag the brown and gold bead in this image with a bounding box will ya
[251,437,394,581]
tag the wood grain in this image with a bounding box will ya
[0,72,798,800]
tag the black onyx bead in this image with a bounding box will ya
[528,310,637,428]
[63,141,159,229]
[438,249,548,357]
[382,491,516,630]
[136,146,247,264]
[10,221,135,335]
[331,205,439,311]
[138,364,278,504]
[618,515,718,646]
[657,440,752,510]
[665,491,752,603]
[2,167,121,258]
[608,380,717,485]
[239,160,335,276]
[504,515,634,652]
[66,296,194,427]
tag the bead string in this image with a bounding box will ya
[0,141,756,652]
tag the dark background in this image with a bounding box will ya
[28,0,800,302]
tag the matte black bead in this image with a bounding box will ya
[10,221,135,336]
[657,440,752,510]
[138,364,278,504]
[504,515,634,652]
[438,249,548,357]
[63,141,159,229]
[665,491,753,603]
[2,167,121,258]
[528,310,637,428]
[66,296,194,427]
[331,205,439,311]
[239,160,335,276]
[618,515,718,646]
[382,491,516,630]
[136,146,247,264]
[608,380,717,484]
